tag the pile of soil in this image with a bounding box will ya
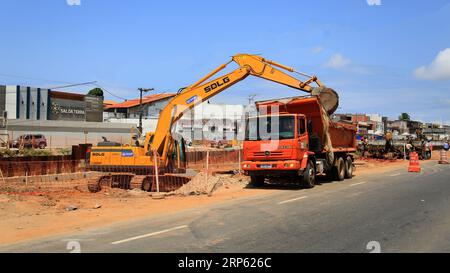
[169,172,249,196]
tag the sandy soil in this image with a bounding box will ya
[0,151,444,246]
[354,158,408,176]
[0,175,271,246]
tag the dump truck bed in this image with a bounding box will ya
[256,96,357,153]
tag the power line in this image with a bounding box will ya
[0,72,129,101]
[94,83,127,101]
[49,81,98,90]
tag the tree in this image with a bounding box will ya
[399,113,411,121]
[87,88,104,97]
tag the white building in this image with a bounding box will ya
[367,114,384,135]
[175,103,251,142]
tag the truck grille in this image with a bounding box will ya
[253,151,284,157]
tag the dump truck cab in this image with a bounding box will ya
[243,113,312,176]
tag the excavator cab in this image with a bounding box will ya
[166,137,187,174]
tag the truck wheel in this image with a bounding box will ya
[345,156,354,179]
[332,157,345,181]
[302,161,316,189]
[250,175,265,187]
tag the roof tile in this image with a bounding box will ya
[105,93,175,109]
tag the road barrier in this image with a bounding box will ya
[408,152,421,173]
[439,150,449,165]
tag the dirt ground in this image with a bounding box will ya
[0,151,445,246]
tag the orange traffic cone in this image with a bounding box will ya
[408,152,421,172]
[439,150,449,165]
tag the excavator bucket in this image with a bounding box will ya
[312,86,340,115]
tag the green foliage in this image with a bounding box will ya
[21,149,53,157]
[399,113,411,121]
[0,149,19,158]
[87,88,104,97]
[57,148,72,156]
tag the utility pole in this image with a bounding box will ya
[247,94,257,105]
[138,88,155,135]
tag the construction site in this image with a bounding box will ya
[0,1,450,259]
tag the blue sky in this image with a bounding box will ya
[0,0,449,123]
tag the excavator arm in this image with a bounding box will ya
[147,53,338,160]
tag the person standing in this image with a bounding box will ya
[444,139,450,152]
[362,136,369,158]
[425,140,432,160]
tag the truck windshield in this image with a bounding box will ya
[245,116,295,141]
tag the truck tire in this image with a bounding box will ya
[302,160,316,189]
[250,175,265,187]
[332,157,345,181]
[345,156,354,179]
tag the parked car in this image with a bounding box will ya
[12,134,47,149]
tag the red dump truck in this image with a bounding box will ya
[242,96,357,188]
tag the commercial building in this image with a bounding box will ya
[0,85,136,148]
[423,123,450,140]
[0,85,103,122]
[333,113,385,138]
[387,120,423,136]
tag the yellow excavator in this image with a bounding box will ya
[87,53,339,192]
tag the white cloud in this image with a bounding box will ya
[367,0,382,6]
[312,46,324,54]
[67,0,81,5]
[414,48,450,80]
[325,53,351,69]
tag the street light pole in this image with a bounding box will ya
[138,88,154,135]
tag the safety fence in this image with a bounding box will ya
[0,149,244,193]
[186,149,243,171]
[0,160,84,178]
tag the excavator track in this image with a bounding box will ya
[87,174,106,193]
[129,175,146,191]
[87,173,135,193]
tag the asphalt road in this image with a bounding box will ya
[1,161,449,253]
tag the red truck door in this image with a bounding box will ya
[297,116,309,158]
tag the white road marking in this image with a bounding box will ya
[350,181,367,187]
[61,239,95,242]
[111,225,188,245]
[278,196,308,205]
[390,173,402,177]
